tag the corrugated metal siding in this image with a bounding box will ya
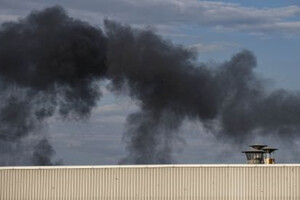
[0,165,300,200]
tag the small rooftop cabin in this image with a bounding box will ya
[242,144,278,164]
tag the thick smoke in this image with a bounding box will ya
[217,53,300,141]
[104,21,300,163]
[105,21,219,163]
[0,6,107,165]
[0,6,300,165]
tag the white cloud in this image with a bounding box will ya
[2,0,300,35]
[0,14,19,23]
[94,102,138,114]
[63,0,300,35]
[188,42,238,53]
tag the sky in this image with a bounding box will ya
[1,0,300,165]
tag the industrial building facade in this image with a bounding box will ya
[1,164,300,199]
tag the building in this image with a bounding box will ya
[1,164,300,199]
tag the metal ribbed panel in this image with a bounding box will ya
[1,165,300,200]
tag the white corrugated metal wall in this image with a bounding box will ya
[0,164,300,200]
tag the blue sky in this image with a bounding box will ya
[1,0,300,164]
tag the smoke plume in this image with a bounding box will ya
[0,6,300,165]
[0,6,107,165]
[105,21,300,163]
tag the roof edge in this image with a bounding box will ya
[1,164,300,170]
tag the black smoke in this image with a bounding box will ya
[105,22,300,163]
[105,21,219,163]
[0,6,300,165]
[0,6,107,165]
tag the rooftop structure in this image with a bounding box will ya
[242,144,278,164]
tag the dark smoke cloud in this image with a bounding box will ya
[0,6,106,165]
[104,21,300,163]
[32,138,62,165]
[216,52,300,141]
[0,6,300,165]
[105,21,219,163]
